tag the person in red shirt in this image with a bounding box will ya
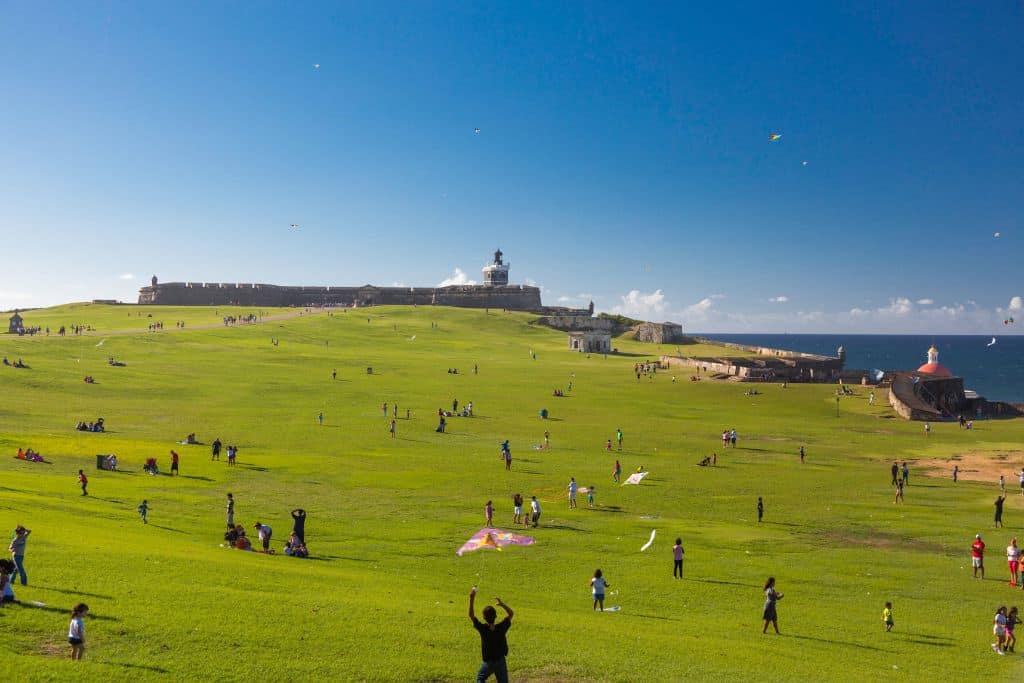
[170,450,179,475]
[972,534,985,579]
[78,470,88,496]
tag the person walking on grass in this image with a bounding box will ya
[590,569,610,611]
[993,606,1008,655]
[613,459,621,484]
[468,587,513,683]
[799,446,805,464]
[512,493,523,526]
[226,493,235,528]
[890,461,899,486]
[1006,606,1020,653]
[78,470,88,496]
[317,411,323,426]
[567,478,578,509]
[68,603,89,660]
[170,450,179,476]
[587,485,595,508]
[605,439,612,452]
[1000,475,1006,494]
[996,495,1006,528]
[953,464,959,483]
[530,496,541,528]
[332,368,336,380]
[212,438,222,461]
[390,419,396,438]
[673,538,684,579]
[485,501,493,528]
[762,577,784,634]
[882,602,894,632]
[973,534,986,579]
[894,479,904,504]
[137,500,148,524]
[757,497,764,523]
[616,429,623,451]
[1019,468,1024,496]
[1007,538,1020,587]
[8,525,30,586]
[901,461,909,486]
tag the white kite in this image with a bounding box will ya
[622,471,648,486]
[409,335,416,341]
[640,529,656,552]
[474,127,481,134]
[313,63,321,70]
[987,337,997,347]
[994,232,1001,238]
[289,224,300,231]
[95,338,106,348]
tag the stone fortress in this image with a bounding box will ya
[138,250,592,316]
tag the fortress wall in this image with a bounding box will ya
[139,282,544,310]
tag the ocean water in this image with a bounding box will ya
[695,333,1024,403]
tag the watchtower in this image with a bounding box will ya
[8,310,23,334]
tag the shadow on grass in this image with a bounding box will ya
[784,633,885,651]
[690,577,761,589]
[539,524,589,532]
[512,469,543,475]
[179,475,214,482]
[149,524,187,534]
[239,465,268,472]
[114,662,170,673]
[14,602,120,621]
[34,585,114,600]
[593,506,626,513]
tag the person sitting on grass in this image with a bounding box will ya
[234,530,252,551]
[0,559,16,605]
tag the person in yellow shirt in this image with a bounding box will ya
[882,602,894,632]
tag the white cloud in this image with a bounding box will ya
[916,298,933,305]
[391,281,408,287]
[118,273,135,280]
[611,289,668,319]
[436,268,477,287]
[769,296,789,303]
[1010,296,1023,311]
[685,297,715,314]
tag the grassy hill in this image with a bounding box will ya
[2,304,1023,681]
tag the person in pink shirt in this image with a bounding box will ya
[485,501,493,527]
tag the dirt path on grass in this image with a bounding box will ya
[917,451,1024,484]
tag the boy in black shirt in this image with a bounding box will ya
[469,587,513,683]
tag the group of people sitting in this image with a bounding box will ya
[283,532,309,558]
[2,357,28,368]
[143,457,160,475]
[552,389,566,397]
[83,376,95,384]
[76,418,105,432]
[446,368,461,374]
[107,357,126,367]
[98,454,118,471]
[15,448,46,463]
[224,525,253,550]
[181,433,199,445]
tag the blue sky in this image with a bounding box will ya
[1,2,1021,333]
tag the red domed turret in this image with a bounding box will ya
[917,345,952,376]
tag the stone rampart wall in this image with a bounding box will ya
[139,282,543,310]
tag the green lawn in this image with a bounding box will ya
[2,304,1023,681]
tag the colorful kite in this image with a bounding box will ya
[1005,317,1016,326]
[456,528,535,556]
[768,134,782,141]
[622,471,649,486]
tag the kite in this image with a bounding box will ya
[622,471,649,486]
[95,338,106,348]
[456,528,535,556]
[1005,317,1016,326]
[313,64,321,70]
[289,224,300,230]
[409,335,416,341]
[870,368,885,382]
[768,134,782,141]
[640,529,656,552]
[802,160,808,166]
[994,232,1001,238]
[474,128,481,134]
[987,337,997,347]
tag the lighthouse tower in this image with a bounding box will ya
[482,249,510,287]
